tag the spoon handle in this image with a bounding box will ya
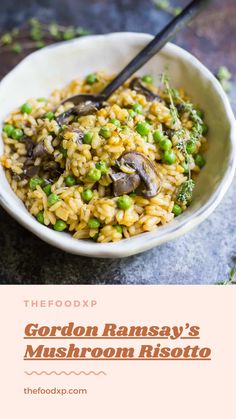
[101,0,211,99]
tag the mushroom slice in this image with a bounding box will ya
[42,161,63,179]
[32,140,48,158]
[129,77,161,101]
[75,101,99,116]
[22,160,40,178]
[20,136,35,157]
[62,126,84,144]
[110,172,141,196]
[55,108,77,126]
[56,101,98,126]
[118,151,161,198]
[164,128,175,139]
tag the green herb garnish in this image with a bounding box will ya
[175,101,207,169]
[176,179,195,206]
[217,264,236,285]
[0,19,90,55]
[161,72,179,125]
[216,66,232,93]
[153,0,182,16]
[175,130,191,180]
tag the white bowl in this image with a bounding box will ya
[0,32,235,258]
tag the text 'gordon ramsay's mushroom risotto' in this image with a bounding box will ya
[0,73,208,242]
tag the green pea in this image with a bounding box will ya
[53,220,67,231]
[159,137,172,151]
[12,128,23,140]
[153,130,164,143]
[59,147,67,158]
[88,168,101,182]
[3,124,14,137]
[128,109,136,118]
[65,175,76,187]
[44,111,55,121]
[132,103,143,114]
[114,224,123,234]
[109,118,120,127]
[95,161,108,174]
[29,177,44,190]
[172,204,183,216]
[117,195,132,210]
[195,154,206,168]
[86,73,98,84]
[47,193,60,206]
[162,150,176,165]
[99,126,111,139]
[21,103,32,114]
[202,123,208,135]
[136,121,151,137]
[82,188,93,202]
[36,211,44,224]
[43,184,52,196]
[83,131,93,144]
[186,140,197,155]
[88,218,101,229]
[142,74,153,84]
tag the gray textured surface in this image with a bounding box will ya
[0,0,235,284]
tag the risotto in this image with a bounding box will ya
[0,72,208,243]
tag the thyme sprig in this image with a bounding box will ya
[161,73,180,126]
[160,73,194,179]
[172,90,206,143]
[160,72,202,203]
[184,103,206,148]
[229,265,236,283]
[175,130,191,180]
[217,264,236,285]
[0,18,90,54]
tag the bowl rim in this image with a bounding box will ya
[0,32,236,258]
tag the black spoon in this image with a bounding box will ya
[56,0,211,125]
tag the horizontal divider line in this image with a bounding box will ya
[24,358,211,361]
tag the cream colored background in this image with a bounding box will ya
[0,285,235,418]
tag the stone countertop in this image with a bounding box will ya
[0,0,235,284]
